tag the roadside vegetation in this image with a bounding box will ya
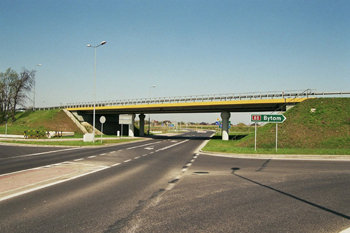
[203,98,350,155]
[0,109,84,137]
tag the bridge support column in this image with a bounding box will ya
[221,111,231,141]
[128,114,136,137]
[139,114,145,136]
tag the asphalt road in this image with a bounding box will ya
[0,132,349,233]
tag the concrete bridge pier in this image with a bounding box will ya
[139,114,145,136]
[128,114,136,137]
[221,111,231,141]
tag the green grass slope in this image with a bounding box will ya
[0,109,83,135]
[237,98,350,149]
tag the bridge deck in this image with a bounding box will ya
[66,98,309,114]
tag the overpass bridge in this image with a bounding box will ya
[60,89,350,140]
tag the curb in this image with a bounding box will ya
[199,150,350,161]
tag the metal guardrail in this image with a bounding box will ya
[35,89,350,111]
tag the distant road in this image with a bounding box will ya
[0,132,349,233]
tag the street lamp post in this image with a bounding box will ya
[87,41,106,143]
[148,85,156,135]
[33,64,41,110]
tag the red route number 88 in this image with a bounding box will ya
[251,115,261,121]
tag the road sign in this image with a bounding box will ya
[119,114,132,124]
[215,121,231,129]
[251,114,286,123]
[100,116,106,124]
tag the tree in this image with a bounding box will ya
[0,68,35,122]
[10,68,35,121]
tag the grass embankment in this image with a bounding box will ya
[0,109,143,146]
[203,98,350,155]
[0,109,84,137]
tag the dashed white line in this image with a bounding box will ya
[110,151,115,153]
[142,154,147,157]
[100,153,106,156]
[134,156,140,159]
[124,159,131,163]
[111,163,121,167]
[88,156,96,158]
[73,158,84,162]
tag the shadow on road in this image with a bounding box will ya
[231,167,350,220]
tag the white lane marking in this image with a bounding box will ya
[186,163,192,167]
[171,140,177,142]
[134,156,140,159]
[100,153,106,156]
[53,163,63,166]
[73,158,84,162]
[157,140,188,151]
[111,163,121,167]
[126,141,161,150]
[13,147,82,159]
[142,154,147,157]
[144,147,154,150]
[181,168,188,172]
[339,228,350,233]
[110,151,115,153]
[124,159,131,163]
[88,155,96,158]
[0,166,110,202]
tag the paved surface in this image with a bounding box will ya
[0,133,349,232]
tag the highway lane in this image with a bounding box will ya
[0,135,200,174]
[133,154,350,233]
[0,131,211,233]
[1,132,349,232]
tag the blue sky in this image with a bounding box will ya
[1,0,349,123]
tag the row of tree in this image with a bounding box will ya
[0,68,35,123]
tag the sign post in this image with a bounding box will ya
[100,116,106,143]
[251,114,286,151]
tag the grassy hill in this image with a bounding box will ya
[0,109,83,136]
[204,98,350,154]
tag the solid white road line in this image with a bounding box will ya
[0,166,110,202]
[15,147,82,158]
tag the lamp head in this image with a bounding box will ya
[87,44,91,47]
[100,41,106,45]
